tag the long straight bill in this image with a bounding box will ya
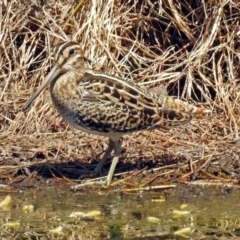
[22,65,60,111]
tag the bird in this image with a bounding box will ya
[22,41,210,185]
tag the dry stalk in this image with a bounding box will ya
[0,0,240,185]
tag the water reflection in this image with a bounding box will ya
[0,185,239,239]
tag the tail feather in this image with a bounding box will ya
[159,109,192,127]
[159,97,211,115]
[192,106,212,114]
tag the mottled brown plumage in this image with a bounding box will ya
[23,41,210,185]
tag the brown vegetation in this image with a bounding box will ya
[0,0,240,187]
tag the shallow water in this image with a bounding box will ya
[0,183,239,239]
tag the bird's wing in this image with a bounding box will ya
[80,70,161,110]
[75,70,192,131]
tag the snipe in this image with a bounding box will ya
[23,41,210,185]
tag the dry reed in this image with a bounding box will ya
[0,0,240,186]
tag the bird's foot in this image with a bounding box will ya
[72,172,108,189]
[71,165,108,189]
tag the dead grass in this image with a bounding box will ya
[0,0,240,186]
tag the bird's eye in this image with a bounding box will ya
[69,48,75,55]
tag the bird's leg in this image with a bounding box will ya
[76,138,120,187]
[106,139,121,185]
[93,138,114,175]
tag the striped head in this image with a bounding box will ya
[22,41,88,111]
[53,41,90,71]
